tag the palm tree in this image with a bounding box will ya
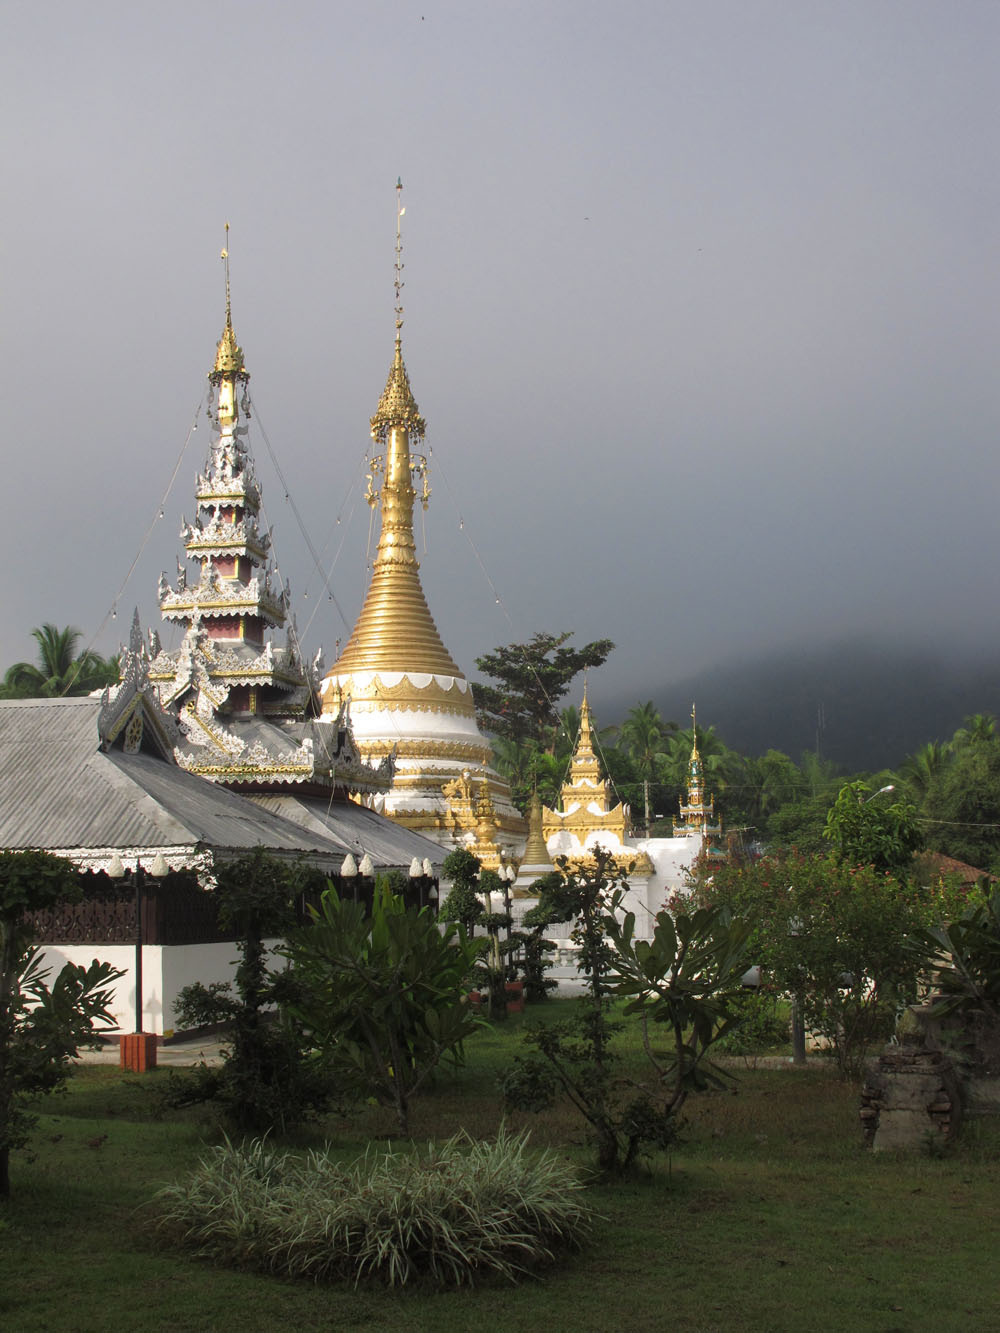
[897,741,950,802]
[1,624,119,699]
[735,750,805,825]
[950,713,997,751]
[619,702,675,836]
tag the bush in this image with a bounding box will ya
[712,990,790,1065]
[155,1127,593,1287]
[162,851,333,1134]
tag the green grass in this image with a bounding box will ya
[4,1006,1000,1332]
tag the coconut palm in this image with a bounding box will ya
[950,713,997,751]
[733,750,806,826]
[1,624,119,699]
[897,741,950,802]
[619,702,675,836]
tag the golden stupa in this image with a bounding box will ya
[319,183,522,855]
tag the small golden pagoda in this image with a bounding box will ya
[511,788,555,894]
[673,704,723,838]
[543,687,651,874]
[319,182,522,848]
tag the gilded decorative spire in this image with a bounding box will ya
[371,341,426,438]
[208,225,248,436]
[566,683,601,786]
[673,702,720,837]
[521,788,553,867]
[212,224,247,379]
[330,181,459,676]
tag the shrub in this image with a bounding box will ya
[162,850,334,1134]
[282,882,482,1135]
[502,851,751,1174]
[155,1127,593,1287]
[712,989,790,1065]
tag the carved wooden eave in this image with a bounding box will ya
[555,849,654,878]
[180,516,270,564]
[159,568,289,624]
[97,611,182,759]
[149,641,308,702]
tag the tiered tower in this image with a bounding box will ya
[319,184,522,852]
[149,236,388,799]
[673,705,723,838]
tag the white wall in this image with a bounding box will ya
[35,939,280,1037]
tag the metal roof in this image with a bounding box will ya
[247,793,445,870]
[0,697,347,863]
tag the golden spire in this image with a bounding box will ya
[521,787,553,867]
[212,224,246,378]
[688,702,703,800]
[331,181,460,676]
[371,181,425,439]
[567,684,601,786]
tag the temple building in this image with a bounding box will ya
[318,185,522,860]
[146,245,441,872]
[0,623,357,1036]
[510,690,716,948]
[543,687,646,874]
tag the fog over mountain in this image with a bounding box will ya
[595,637,1000,774]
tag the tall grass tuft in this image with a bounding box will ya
[154,1126,593,1287]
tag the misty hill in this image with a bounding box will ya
[605,640,1000,774]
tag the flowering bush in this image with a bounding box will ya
[692,851,973,1077]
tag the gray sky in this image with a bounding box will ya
[3,1,998,722]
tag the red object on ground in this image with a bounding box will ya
[119,1033,158,1071]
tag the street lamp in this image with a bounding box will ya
[340,852,358,902]
[862,784,895,805]
[409,856,424,907]
[107,853,167,1070]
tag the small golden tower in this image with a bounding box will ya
[673,704,723,838]
[543,686,637,869]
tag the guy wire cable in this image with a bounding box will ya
[248,392,352,636]
[63,396,203,695]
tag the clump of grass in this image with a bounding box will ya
[155,1126,593,1287]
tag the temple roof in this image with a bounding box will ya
[0,697,345,863]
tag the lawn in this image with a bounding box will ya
[3,1007,1000,1333]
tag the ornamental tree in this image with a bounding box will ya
[472,631,614,749]
[167,849,333,1134]
[283,882,481,1135]
[696,850,971,1077]
[502,848,751,1173]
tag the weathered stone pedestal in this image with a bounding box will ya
[120,1032,158,1072]
[861,1047,960,1151]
